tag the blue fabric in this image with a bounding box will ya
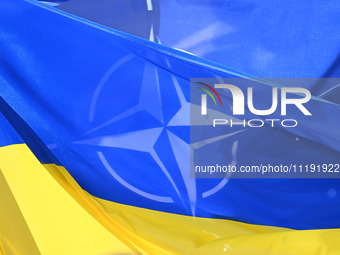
[52,0,340,79]
[0,111,23,147]
[1,0,340,230]
[0,97,60,164]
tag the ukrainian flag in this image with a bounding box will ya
[1,0,340,254]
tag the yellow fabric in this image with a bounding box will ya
[0,144,136,255]
[1,144,340,255]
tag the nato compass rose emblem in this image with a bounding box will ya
[75,54,245,215]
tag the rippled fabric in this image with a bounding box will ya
[1,0,340,254]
